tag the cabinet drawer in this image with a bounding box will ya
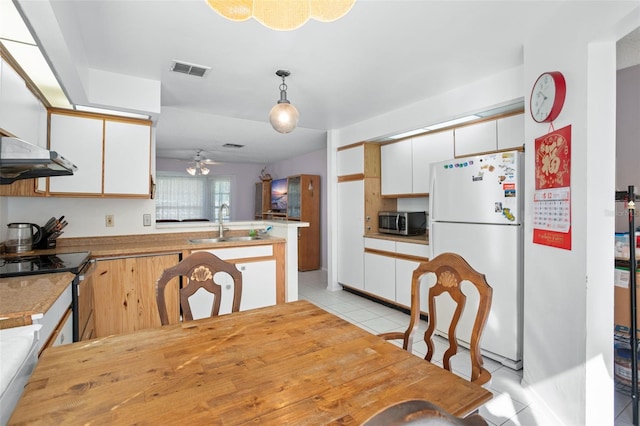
[364,237,395,252]
[396,242,430,259]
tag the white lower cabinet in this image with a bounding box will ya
[364,252,396,301]
[236,260,277,311]
[364,238,430,309]
[337,180,365,289]
[191,245,277,316]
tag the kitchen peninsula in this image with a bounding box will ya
[0,220,304,335]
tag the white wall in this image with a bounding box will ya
[522,3,639,425]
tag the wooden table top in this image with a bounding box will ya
[10,300,492,425]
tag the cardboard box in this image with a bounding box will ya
[615,266,640,335]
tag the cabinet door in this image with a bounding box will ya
[0,58,47,146]
[237,260,277,311]
[454,120,497,157]
[337,145,364,176]
[381,139,412,195]
[395,258,435,311]
[412,131,454,194]
[364,252,396,301]
[49,113,104,194]
[337,180,364,289]
[497,114,524,151]
[103,120,151,195]
[93,254,180,337]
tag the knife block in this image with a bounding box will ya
[35,230,58,249]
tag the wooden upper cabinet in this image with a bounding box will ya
[48,110,151,198]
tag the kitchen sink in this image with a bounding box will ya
[188,236,262,244]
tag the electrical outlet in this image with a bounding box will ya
[105,214,114,227]
[143,214,151,226]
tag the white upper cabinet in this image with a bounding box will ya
[103,120,151,195]
[49,111,151,197]
[454,120,497,157]
[337,144,364,176]
[497,114,524,151]
[381,139,413,195]
[411,130,454,194]
[0,58,47,147]
[382,130,454,196]
[49,113,104,194]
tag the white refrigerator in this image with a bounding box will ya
[429,150,523,369]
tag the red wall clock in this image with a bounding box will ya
[530,71,566,123]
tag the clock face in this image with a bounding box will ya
[530,71,566,123]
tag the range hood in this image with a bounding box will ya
[0,136,77,184]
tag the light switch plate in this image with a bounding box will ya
[143,214,151,226]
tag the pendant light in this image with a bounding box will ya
[269,70,298,134]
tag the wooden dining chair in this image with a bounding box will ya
[363,399,488,425]
[156,251,243,325]
[378,252,493,385]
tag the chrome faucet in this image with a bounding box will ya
[218,203,230,238]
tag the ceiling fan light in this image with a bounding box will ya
[269,102,299,134]
[200,166,210,175]
[186,166,197,176]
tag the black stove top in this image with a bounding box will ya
[0,251,91,278]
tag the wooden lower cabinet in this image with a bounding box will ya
[92,253,180,337]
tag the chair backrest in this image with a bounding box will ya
[379,252,492,385]
[363,399,488,426]
[156,251,243,325]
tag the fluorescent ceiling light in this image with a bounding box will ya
[424,115,480,131]
[0,2,71,109]
[388,128,429,140]
[74,105,150,120]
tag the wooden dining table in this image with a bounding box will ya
[9,300,492,425]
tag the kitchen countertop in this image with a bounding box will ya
[0,272,75,326]
[4,231,285,259]
[365,232,429,245]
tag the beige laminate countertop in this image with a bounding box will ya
[0,272,75,327]
[6,232,285,259]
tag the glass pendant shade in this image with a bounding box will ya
[270,102,299,134]
[205,0,356,31]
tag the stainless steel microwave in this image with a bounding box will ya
[378,211,427,236]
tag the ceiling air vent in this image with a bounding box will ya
[223,143,244,149]
[170,60,211,77]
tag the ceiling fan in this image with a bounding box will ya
[183,149,219,176]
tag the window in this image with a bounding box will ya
[155,173,231,222]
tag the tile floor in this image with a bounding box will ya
[297,270,634,426]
